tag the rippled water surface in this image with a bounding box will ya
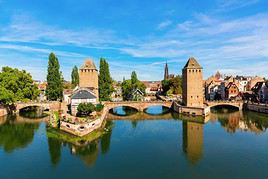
[1,106,268,179]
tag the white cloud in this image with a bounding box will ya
[157,20,172,29]
[217,0,260,11]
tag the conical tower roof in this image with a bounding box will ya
[183,57,202,69]
[80,58,96,69]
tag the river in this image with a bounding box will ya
[0,106,268,179]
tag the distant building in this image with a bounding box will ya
[131,89,145,101]
[225,82,239,99]
[182,57,204,107]
[251,82,268,103]
[163,62,175,80]
[205,71,224,100]
[79,59,99,101]
[247,77,264,91]
[63,89,73,104]
[142,81,161,96]
[34,81,47,101]
[70,88,97,116]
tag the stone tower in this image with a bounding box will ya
[164,61,169,80]
[79,59,99,100]
[182,57,203,107]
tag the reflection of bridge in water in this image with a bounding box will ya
[106,112,174,120]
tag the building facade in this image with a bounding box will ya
[225,82,239,99]
[70,88,97,116]
[182,57,204,107]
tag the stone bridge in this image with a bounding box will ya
[103,101,173,112]
[204,101,243,110]
[15,101,61,112]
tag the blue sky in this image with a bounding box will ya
[0,0,268,81]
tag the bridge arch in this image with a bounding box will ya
[15,101,61,113]
[205,101,243,111]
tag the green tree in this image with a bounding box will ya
[71,65,79,88]
[98,58,113,101]
[121,79,132,100]
[121,71,145,101]
[161,75,182,95]
[131,71,138,85]
[77,103,96,116]
[0,67,39,104]
[46,53,63,101]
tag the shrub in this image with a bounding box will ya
[95,104,104,112]
[77,102,96,116]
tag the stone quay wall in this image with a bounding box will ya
[173,102,209,116]
[246,103,268,114]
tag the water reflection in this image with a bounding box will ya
[1,107,268,171]
[182,121,203,164]
[46,121,113,167]
[110,106,138,116]
[210,111,268,134]
[19,106,48,118]
[144,106,170,115]
[0,114,40,153]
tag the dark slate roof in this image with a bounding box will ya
[251,82,264,92]
[183,57,202,69]
[71,89,96,99]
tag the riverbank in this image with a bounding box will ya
[246,103,268,114]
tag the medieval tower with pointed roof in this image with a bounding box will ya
[79,59,99,101]
[182,57,204,107]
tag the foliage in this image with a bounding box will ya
[0,66,39,104]
[161,75,182,95]
[95,103,104,112]
[71,65,79,88]
[63,81,72,89]
[98,58,113,101]
[46,53,63,101]
[121,71,146,101]
[77,103,96,116]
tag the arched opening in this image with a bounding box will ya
[143,105,170,115]
[19,106,49,118]
[210,104,239,114]
[109,106,138,116]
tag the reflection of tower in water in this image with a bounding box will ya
[182,121,204,164]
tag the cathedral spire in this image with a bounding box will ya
[164,60,169,80]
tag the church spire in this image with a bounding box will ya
[164,60,169,80]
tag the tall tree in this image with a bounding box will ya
[98,58,113,101]
[46,53,63,101]
[71,65,79,88]
[0,67,39,104]
[131,71,138,85]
